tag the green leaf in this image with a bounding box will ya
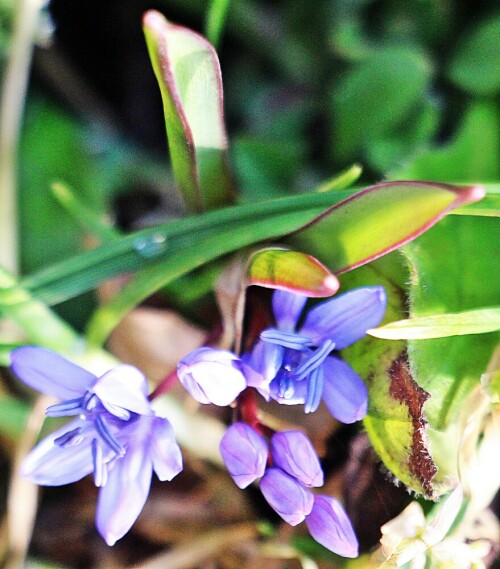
[330,47,433,162]
[205,0,231,49]
[0,265,81,353]
[246,248,339,296]
[85,182,482,345]
[143,10,234,212]
[404,216,500,431]
[292,182,485,274]
[368,307,500,339]
[447,16,500,96]
[391,102,500,182]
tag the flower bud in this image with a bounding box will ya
[219,423,268,488]
[305,495,358,557]
[177,347,247,406]
[259,467,313,526]
[271,430,323,487]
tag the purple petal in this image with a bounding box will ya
[177,348,247,406]
[92,365,151,417]
[259,468,314,526]
[11,347,96,400]
[244,339,283,383]
[272,290,307,332]
[149,417,183,481]
[95,448,153,546]
[300,286,387,349]
[306,495,358,558]
[321,357,368,423]
[220,422,268,488]
[21,419,95,485]
[271,431,323,487]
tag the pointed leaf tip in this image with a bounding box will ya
[247,248,339,297]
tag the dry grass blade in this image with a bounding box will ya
[3,395,52,569]
[128,522,258,569]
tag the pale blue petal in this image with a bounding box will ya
[177,348,247,406]
[11,347,96,400]
[244,340,283,383]
[300,287,387,349]
[271,431,323,487]
[95,447,153,546]
[92,365,151,416]
[306,495,358,557]
[269,373,307,406]
[259,468,314,526]
[272,290,307,332]
[149,417,183,481]
[321,357,368,423]
[21,419,95,485]
[220,422,268,488]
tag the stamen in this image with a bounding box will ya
[83,392,99,411]
[305,366,324,414]
[46,398,84,417]
[276,372,295,399]
[95,415,125,457]
[54,427,83,447]
[261,329,311,350]
[293,340,335,381]
[92,439,108,487]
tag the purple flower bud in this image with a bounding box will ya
[219,423,268,488]
[177,347,247,406]
[259,467,314,526]
[305,495,358,558]
[271,430,323,487]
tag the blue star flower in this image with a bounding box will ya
[11,347,182,546]
[244,286,386,421]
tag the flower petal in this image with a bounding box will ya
[92,365,151,416]
[272,290,307,332]
[244,339,283,383]
[306,495,358,558]
[321,357,368,423]
[220,422,268,488]
[11,347,96,400]
[178,348,247,406]
[21,419,95,485]
[259,468,314,526]
[95,447,153,546]
[149,417,183,481]
[300,286,387,349]
[271,431,324,487]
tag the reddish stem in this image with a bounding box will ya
[149,369,179,400]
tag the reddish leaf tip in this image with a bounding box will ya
[142,9,166,31]
[323,275,340,295]
[456,184,486,205]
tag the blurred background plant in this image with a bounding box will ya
[0,0,498,568]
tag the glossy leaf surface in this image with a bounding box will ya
[143,10,233,211]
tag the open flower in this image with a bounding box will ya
[11,346,182,546]
[244,287,386,420]
[219,422,358,557]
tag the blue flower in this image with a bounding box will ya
[11,347,183,546]
[177,347,247,406]
[219,423,358,557]
[244,287,386,421]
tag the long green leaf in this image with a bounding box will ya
[86,182,483,345]
[143,10,233,211]
[368,308,500,339]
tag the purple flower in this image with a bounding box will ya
[306,495,358,558]
[177,347,247,406]
[271,430,323,487]
[259,467,314,526]
[219,422,268,488]
[219,422,358,557]
[11,347,182,546]
[245,287,386,421]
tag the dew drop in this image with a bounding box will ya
[133,233,167,258]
